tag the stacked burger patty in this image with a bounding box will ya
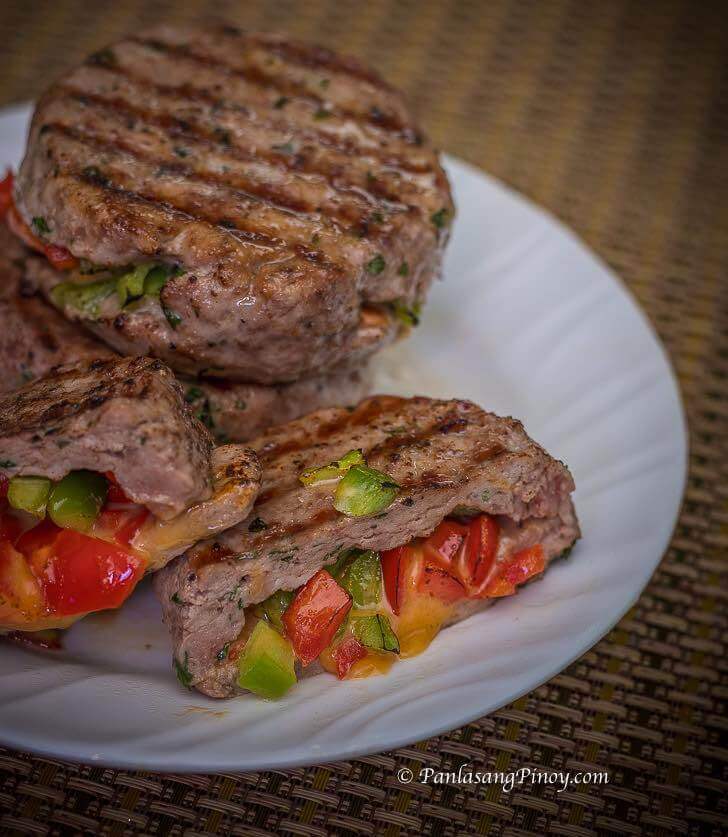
[3,24,454,440]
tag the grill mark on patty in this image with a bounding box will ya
[61,72,435,181]
[257,396,406,462]
[228,29,396,92]
[129,36,412,137]
[44,119,401,236]
[62,159,351,272]
[250,406,475,516]
[66,171,282,249]
[212,441,507,553]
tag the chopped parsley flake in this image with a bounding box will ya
[248,517,268,532]
[185,386,204,403]
[314,107,331,120]
[0,460,16,468]
[163,306,182,329]
[32,217,50,235]
[430,208,450,229]
[274,96,289,109]
[272,141,295,155]
[174,653,193,688]
[365,254,386,275]
[170,592,183,605]
[397,261,410,276]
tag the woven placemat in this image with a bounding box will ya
[1,1,726,834]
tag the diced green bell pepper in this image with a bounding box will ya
[257,589,295,631]
[7,475,52,519]
[333,465,400,517]
[350,614,399,653]
[143,265,172,296]
[47,470,109,532]
[50,277,118,318]
[333,549,381,607]
[236,620,297,699]
[299,449,365,486]
[117,263,153,305]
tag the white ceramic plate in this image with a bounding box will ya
[0,104,686,772]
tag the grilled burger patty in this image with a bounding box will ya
[0,231,372,442]
[14,25,453,383]
[0,356,262,632]
[154,396,580,697]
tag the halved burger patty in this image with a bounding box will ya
[13,25,453,383]
[0,229,373,442]
[0,356,261,632]
[154,396,579,697]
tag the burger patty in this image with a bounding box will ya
[0,233,373,442]
[0,356,214,519]
[154,396,580,697]
[14,25,453,383]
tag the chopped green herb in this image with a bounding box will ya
[319,78,330,89]
[173,146,189,158]
[235,399,247,410]
[273,96,289,109]
[365,254,386,275]
[217,643,231,661]
[163,306,182,329]
[170,592,183,605]
[430,208,450,229]
[0,460,16,468]
[174,653,193,688]
[32,217,50,235]
[185,386,204,403]
[194,398,214,430]
[248,517,268,532]
[272,141,295,155]
[397,261,410,276]
[314,107,331,120]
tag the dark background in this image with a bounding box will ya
[0,1,726,834]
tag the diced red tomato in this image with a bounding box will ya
[282,570,352,665]
[417,560,467,603]
[423,520,468,568]
[104,472,133,504]
[14,518,62,557]
[458,515,500,593]
[0,170,13,217]
[32,529,143,615]
[381,544,423,615]
[0,511,22,542]
[485,544,545,597]
[0,540,44,616]
[44,243,79,271]
[4,191,79,271]
[332,635,368,679]
[95,506,149,546]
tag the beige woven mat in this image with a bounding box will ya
[0,1,726,834]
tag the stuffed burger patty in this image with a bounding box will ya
[156,395,580,698]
